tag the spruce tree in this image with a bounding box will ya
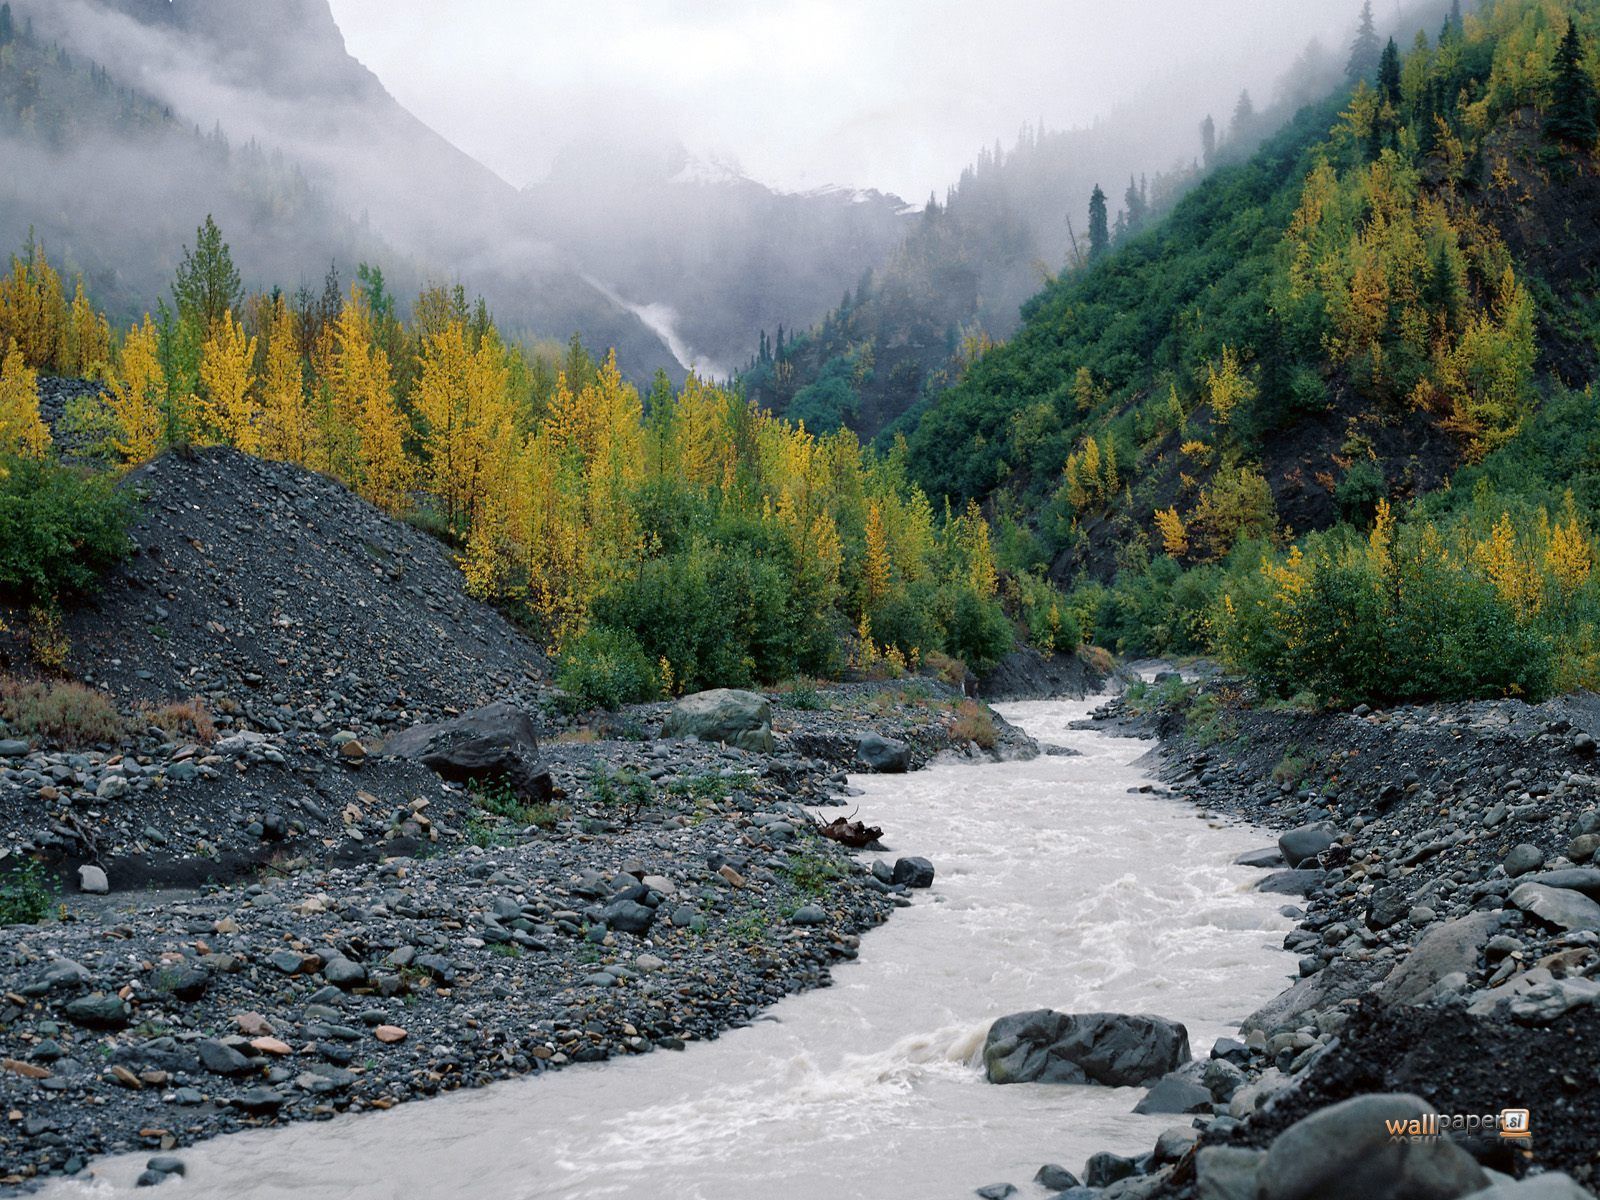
[1347,0,1381,83]
[1378,37,1402,106]
[1231,90,1255,138]
[1087,185,1109,261]
[1123,176,1148,237]
[172,215,242,334]
[1200,114,1216,168]
[1545,21,1598,149]
[0,4,13,46]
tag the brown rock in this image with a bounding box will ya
[2,1059,48,1081]
[374,1025,408,1044]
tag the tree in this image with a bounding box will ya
[1206,346,1257,426]
[198,311,259,452]
[1347,0,1381,84]
[1123,176,1148,238]
[259,296,314,465]
[106,316,165,464]
[0,238,66,371]
[62,281,111,378]
[0,341,50,458]
[1088,185,1109,261]
[0,4,13,46]
[1200,114,1217,168]
[1230,90,1256,138]
[1378,37,1402,107]
[173,216,242,335]
[1545,22,1598,148]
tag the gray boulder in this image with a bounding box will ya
[1502,844,1545,877]
[1278,824,1336,868]
[77,864,109,894]
[1461,1175,1595,1199]
[1257,869,1326,896]
[661,689,774,754]
[1195,1147,1264,1200]
[1380,911,1504,1007]
[983,1009,1190,1087]
[856,732,911,773]
[602,898,656,935]
[1510,881,1600,932]
[1242,955,1386,1035]
[385,702,552,802]
[1257,1093,1486,1200]
[1521,868,1600,899]
[1133,1071,1213,1114]
[63,993,129,1029]
[892,857,935,888]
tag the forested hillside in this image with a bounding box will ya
[906,0,1600,706]
[737,31,1355,441]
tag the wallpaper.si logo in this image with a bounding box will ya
[1384,1110,1532,1141]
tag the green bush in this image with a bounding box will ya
[0,457,134,606]
[555,627,662,711]
[0,858,54,925]
[938,584,1013,672]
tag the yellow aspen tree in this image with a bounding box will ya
[862,501,892,613]
[0,244,66,370]
[1546,493,1593,597]
[1206,346,1256,426]
[353,339,413,513]
[62,281,111,378]
[106,316,166,464]
[0,341,51,458]
[259,297,314,465]
[1154,507,1188,557]
[1073,366,1098,412]
[414,319,472,524]
[1101,436,1119,495]
[198,310,260,452]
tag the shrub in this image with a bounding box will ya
[555,627,662,712]
[0,676,124,745]
[0,858,54,925]
[938,584,1013,672]
[142,696,217,744]
[0,456,134,606]
[949,699,999,749]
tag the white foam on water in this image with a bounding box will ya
[43,698,1296,1200]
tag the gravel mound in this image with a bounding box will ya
[29,446,546,722]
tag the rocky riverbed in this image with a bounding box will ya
[0,679,1036,1189]
[976,678,1600,1200]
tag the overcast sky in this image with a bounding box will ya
[326,1,1364,199]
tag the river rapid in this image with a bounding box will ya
[53,697,1296,1199]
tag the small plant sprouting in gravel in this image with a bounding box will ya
[588,766,653,821]
[0,858,56,925]
[781,850,845,896]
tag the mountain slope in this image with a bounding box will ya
[908,0,1600,603]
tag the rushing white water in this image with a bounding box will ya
[51,699,1296,1200]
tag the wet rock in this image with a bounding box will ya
[660,689,774,754]
[1278,825,1335,869]
[1256,1093,1486,1200]
[790,904,827,926]
[1133,1071,1213,1114]
[856,732,911,773]
[1083,1152,1140,1188]
[1035,1165,1081,1191]
[984,1009,1190,1087]
[322,958,367,989]
[231,1087,286,1113]
[892,856,935,888]
[1463,1175,1595,1199]
[975,1185,1017,1200]
[1257,869,1325,896]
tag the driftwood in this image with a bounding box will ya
[811,810,883,849]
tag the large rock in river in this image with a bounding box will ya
[385,702,552,802]
[660,689,774,753]
[983,1009,1190,1087]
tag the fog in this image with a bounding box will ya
[328,0,1365,200]
[2,0,1445,379]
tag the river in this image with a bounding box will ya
[51,697,1296,1199]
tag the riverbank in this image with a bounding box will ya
[1059,678,1600,1198]
[0,681,1036,1190]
